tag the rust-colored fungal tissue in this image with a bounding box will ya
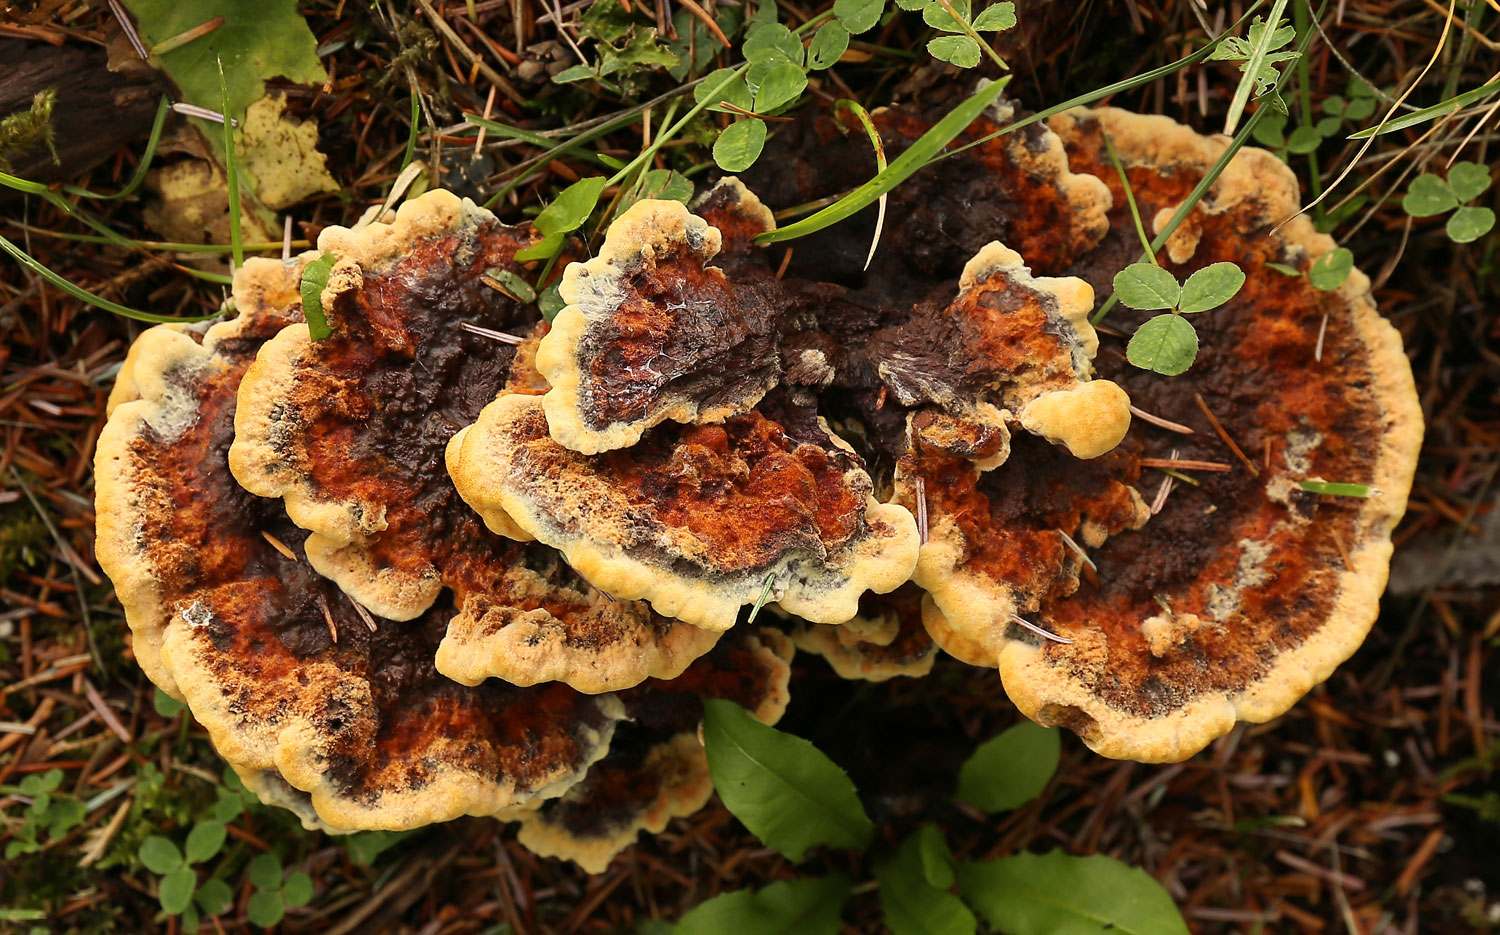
[96,93,1421,869]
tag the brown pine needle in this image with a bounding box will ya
[1009,613,1074,645]
[317,594,338,643]
[678,0,731,47]
[261,531,298,561]
[1139,457,1232,472]
[1130,404,1195,434]
[460,321,525,344]
[347,595,379,632]
[1194,393,1259,477]
[916,477,929,545]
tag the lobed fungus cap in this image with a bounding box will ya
[789,585,939,683]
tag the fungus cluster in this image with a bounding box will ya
[97,95,1421,868]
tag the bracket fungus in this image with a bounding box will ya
[228,190,719,693]
[789,585,939,683]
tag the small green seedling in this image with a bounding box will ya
[1402,161,1495,244]
[137,820,229,931]
[1210,8,1300,133]
[1266,246,1354,292]
[4,769,87,860]
[894,0,1015,69]
[1118,261,1246,376]
[246,852,315,928]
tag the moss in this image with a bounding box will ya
[0,88,59,173]
[0,504,48,583]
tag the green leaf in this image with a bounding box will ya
[923,0,970,30]
[1111,263,1180,310]
[627,169,693,208]
[343,829,416,866]
[1308,248,1353,291]
[1214,9,1298,134]
[1177,261,1245,314]
[808,23,851,70]
[834,0,885,33]
[551,63,597,84]
[1447,161,1493,203]
[1265,261,1301,276]
[1320,95,1346,116]
[154,687,186,717]
[282,871,314,907]
[248,852,283,890]
[713,118,768,173]
[46,799,86,838]
[1447,205,1495,244]
[916,824,956,889]
[971,1,1016,30]
[195,878,234,916]
[1349,77,1500,139]
[702,698,873,860]
[956,852,1190,935]
[515,176,608,261]
[674,875,851,935]
[754,62,809,113]
[894,0,926,9]
[879,834,976,935]
[159,867,198,916]
[213,791,245,822]
[1403,173,1458,217]
[1315,115,1341,136]
[693,68,754,113]
[926,35,980,68]
[1127,314,1198,376]
[743,23,803,66]
[182,904,200,934]
[22,770,63,795]
[1344,95,1376,121]
[956,721,1060,813]
[29,791,51,817]
[1286,124,1323,153]
[487,268,537,304]
[759,77,1010,244]
[299,252,339,341]
[185,821,227,864]
[247,891,286,928]
[139,836,185,875]
[1298,480,1376,497]
[120,0,325,128]
[1251,111,1286,147]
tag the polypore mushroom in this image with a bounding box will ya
[95,260,623,829]
[790,584,939,682]
[228,190,719,692]
[908,107,1422,762]
[509,628,793,873]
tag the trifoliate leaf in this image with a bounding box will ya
[923,0,970,30]
[957,852,1190,935]
[808,22,851,70]
[1252,111,1287,148]
[754,62,809,113]
[1112,263,1180,311]
[1177,261,1245,314]
[248,852,283,890]
[1286,124,1323,154]
[1403,173,1458,217]
[956,720,1060,813]
[702,698,874,860]
[282,871,314,908]
[1127,313,1199,376]
[693,68,755,113]
[713,118,768,173]
[1447,205,1496,244]
[1320,95,1347,116]
[139,836,185,875]
[1308,247,1353,291]
[1447,161,1493,203]
[879,834,976,935]
[158,867,197,916]
[834,0,885,33]
[926,35,980,68]
[246,891,285,928]
[1315,115,1341,136]
[971,1,1016,31]
[184,821,227,864]
[298,251,339,341]
[675,875,851,935]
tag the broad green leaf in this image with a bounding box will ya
[515,176,608,260]
[185,821,227,864]
[1447,161,1493,203]
[1448,205,1496,244]
[927,35,980,68]
[834,0,885,33]
[628,169,693,207]
[299,252,339,341]
[1286,124,1323,153]
[1251,111,1286,147]
[1349,77,1500,139]
[1315,115,1341,136]
[247,891,285,928]
[1111,263,1180,310]
[674,874,851,935]
[1403,173,1457,217]
[916,824,956,889]
[956,721,1059,813]
[759,78,1009,244]
[956,852,1190,935]
[693,68,754,113]
[539,283,567,322]
[754,62,809,113]
[248,852,283,890]
[1308,248,1352,291]
[702,698,873,860]
[744,23,803,66]
[121,0,325,126]
[551,64,597,84]
[879,835,976,935]
[808,23,851,70]
[181,904,200,934]
[923,0,970,30]
[895,0,926,9]
[154,688,185,717]
[213,792,244,822]
[159,867,197,916]
[1344,95,1376,121]
[282,871,314,907]
[1320,94,1346,116]
[487,269,536,304]
[971,1,1017,30]
[196,878,234,916]
[139,836,185,875]
[1177,261,1245,314]
[1126,314,1198,376]
[713,118,769,173]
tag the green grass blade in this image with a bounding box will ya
[217,56,243,270]
[1298,480,1378,497]
[61,96,170,201]
[755,77,1010,245]
[0,232,216,324]
[1347,78,1500,139]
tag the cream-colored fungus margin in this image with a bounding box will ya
[229,189,496,621]
[512,630,794,873]
[536,199,772,455]
[687,175,777,238]
[452,393,920,631]
[792,604,938,683]
[938,106,1425,763]
[95,259,305,698]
